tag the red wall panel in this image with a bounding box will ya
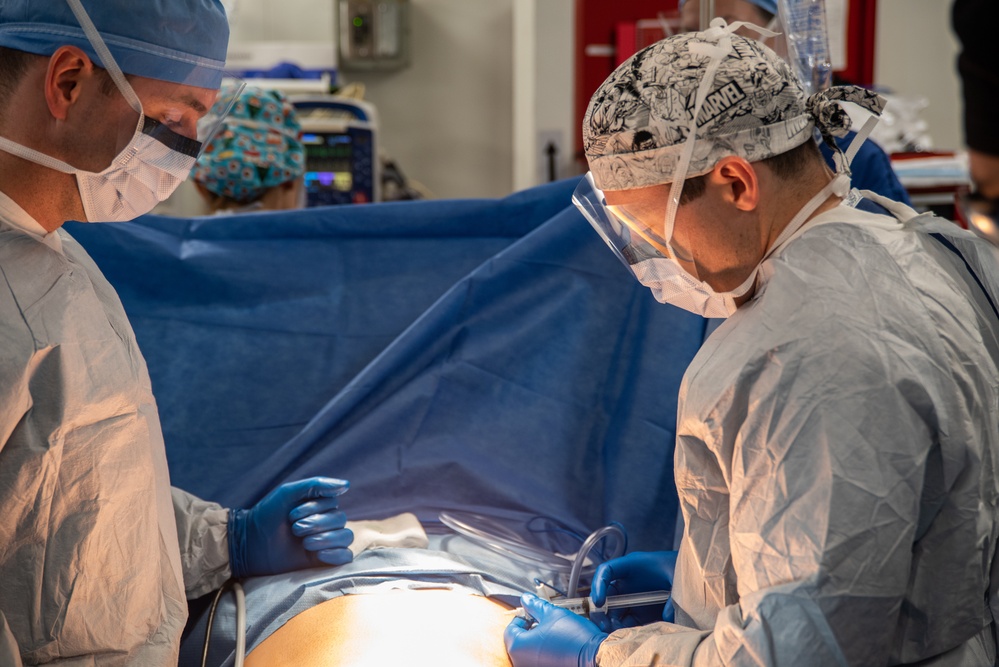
[574,1,680,160]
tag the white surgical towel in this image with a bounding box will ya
[345,513,429,557]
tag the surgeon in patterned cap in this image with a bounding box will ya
[504,19,999,667]
[192,84,307,213]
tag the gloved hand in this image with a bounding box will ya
[228,477,354,578]
[590,550,677,631]
[504,593,607,667]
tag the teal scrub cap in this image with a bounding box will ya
[192,85,306,204]
[0,0,230,89]
[679,0,778,16]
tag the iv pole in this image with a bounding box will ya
[699,0,716,30]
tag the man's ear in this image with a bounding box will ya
[44,46,94,121]
[708,155,759,212]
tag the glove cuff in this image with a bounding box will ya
[578,633,608,667]
[227,508,250,579]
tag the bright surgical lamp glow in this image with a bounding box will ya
[968,210,999,245]
[243,590,514,667]
[959,191,999,246]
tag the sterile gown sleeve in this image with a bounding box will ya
[0,612,23,667]
[600,342,935,665]
[712,346,934,665]
[597,213,999,666]
[0,221,198,665]
[172,487,231,599]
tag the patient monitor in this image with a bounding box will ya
[293,96,380,206]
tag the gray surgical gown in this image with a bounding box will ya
[0,193,231,666]
[598,196,999,666]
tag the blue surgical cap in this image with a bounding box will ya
[679,0,779,17]
[0,0,230,89]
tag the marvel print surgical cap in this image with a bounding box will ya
[583,26,883,191]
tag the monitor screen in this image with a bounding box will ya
[302,132,354,193]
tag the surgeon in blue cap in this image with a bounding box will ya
[0,2,354,665]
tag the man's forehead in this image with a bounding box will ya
[176,91,213,115]
[131,76,218,115]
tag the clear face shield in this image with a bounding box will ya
[574,171,712,274]
[573,172,734,317]
[572,173,669,272]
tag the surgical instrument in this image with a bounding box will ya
[508,589,672,620]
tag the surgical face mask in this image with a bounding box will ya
[630,256,743,319]
[0,0,241,223]
[0,116,204,223]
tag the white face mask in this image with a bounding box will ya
[631,257,740,319]
[0,118,199,223]
[0,0,205,223]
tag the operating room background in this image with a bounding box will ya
[336,0,961,199]
[162,0,962,213]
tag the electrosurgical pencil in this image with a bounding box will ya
[507,589,671,620]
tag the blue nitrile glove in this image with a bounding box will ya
[504,593,607,667]
[228,477,354,578]
[590,550,677,631]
